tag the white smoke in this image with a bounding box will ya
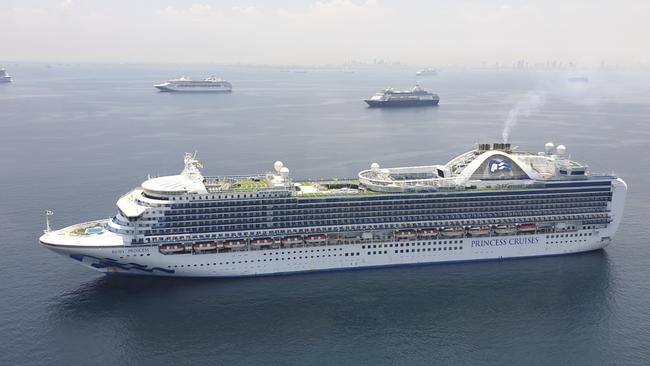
[502,92,545,143]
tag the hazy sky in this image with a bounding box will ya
[3,0,649,66]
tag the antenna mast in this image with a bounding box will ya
[44,210,54,233]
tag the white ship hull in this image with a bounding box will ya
[154,84,231,92]
[41,230,613,278]
[38,147,627,279]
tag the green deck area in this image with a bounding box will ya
[298,190,380,197]
[66,223,105,236]
[296,179,359,186]
[230,179,270,190]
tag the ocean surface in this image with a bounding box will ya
[1,64,649,365]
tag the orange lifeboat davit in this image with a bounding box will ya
[305,234,327,244]
[517,223,537,233]
[441,227,465,238]
[250,237,274,248]
[418,228,439,238]
[468,226,491,236]
[159,243,186,254]
[494,225,517,235]
[281,236,304,246]
[223,239,247,249]
[395,229,418,240]
[192,241,219,251]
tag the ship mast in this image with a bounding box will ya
[44,210,54,233]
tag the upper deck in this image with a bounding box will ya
[139,143,602,201]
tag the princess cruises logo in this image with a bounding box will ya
[488,159,512,173]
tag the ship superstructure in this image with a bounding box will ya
[40,143,627,277]
[365,85,439,107]
[154,76,232,92]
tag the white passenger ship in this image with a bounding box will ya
[154,76,231,92]
[40,142,627,278]
[0,68,12,83]
[365,85,439,107]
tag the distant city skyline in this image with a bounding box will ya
[3,0,649,67]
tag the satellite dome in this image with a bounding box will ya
[274,161,284,173]
[556,145,566,155]
[371,163,380,172]
[544,142,555,154]
[279,167,290,177]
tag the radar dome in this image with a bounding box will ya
[379,168,390,177]
[371,163,380,172]
[279,167,290,177]
[545,142,555,154]
[274,161,284,173]
[556,145,566,155]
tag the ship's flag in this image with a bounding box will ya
[197,162,204,168]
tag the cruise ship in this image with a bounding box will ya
[154,76,232,92]
[415,68,437,76]
[0,68,12,83]
[365,85,439,107]
[39,142,627,278]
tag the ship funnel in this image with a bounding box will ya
[492,143,512,152]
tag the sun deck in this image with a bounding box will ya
[141,144,593,200]
[204,175,270,193]
[40,219,126,247]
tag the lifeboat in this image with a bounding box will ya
[250,238,274,248]
[494,225,517,235]
[517,223,537,233]
[192,242,219,251]
[467,226,491,236]
[281,236,304,246]
[441,227,465,237]
[305,234,327,244]
[159,243,185,254]
[223,239,247,249]
[395,230,418,240]
[418,228,439,238]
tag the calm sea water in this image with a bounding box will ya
[1,64,649,365]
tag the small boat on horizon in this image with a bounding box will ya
[0,68,12,83]
[416,68,437,76]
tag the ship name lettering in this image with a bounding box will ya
[471,236,539,248]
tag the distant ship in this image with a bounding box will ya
[0,68,12,83]
[416,68,437,76]
[154,76,232,92]
[568,76,589,83]
[365,85,439,108]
